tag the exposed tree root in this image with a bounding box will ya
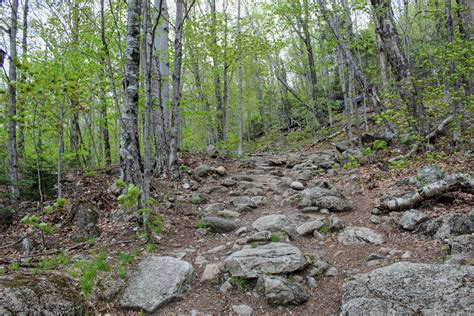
[379,173,473,212]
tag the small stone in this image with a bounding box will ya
[183,183,191,190]
[371,215,381,224]
[201,263,223,283]
[371,207,383,215]
[236,227,248,236]
[307,276,317,288]
[217,210,241,218]
[232,305,254,316]
[402,251,412,259]
[329,215,345,231]
[399,209,430,231]
[215,166,227,176]
[220,280,233,293]
[195,255,208,266]
[302,207,319,213]
[208,245,226,254]
[320,208,330,214]
[201,216,237,233]
[326,267,338,277]
[205,203,226,213]
[290,181,305,191]
[296,219,325,236]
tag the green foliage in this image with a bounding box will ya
[343,156,361,170]
[179,165,190,172]
[372,140,388,150]
[21,214,55,235]
[191,194,201,205]
[389,158,410,170]
[117,184,140,209]
[115,179,126,189]
[9,262,20,271]
[85,170,95,177]
[319,224,330,234]
[270,234,281,242]
[39,253,69,270]
[195,220,207,229]
[74,252,110,296]
[229,276,248,288]
[45,197,68,215]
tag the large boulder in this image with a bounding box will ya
[425,212,474,239]
[415,165,445,188]
[256,275,309,306]
[0,274,84,314]
[224,243,307,279]
[121,256,196,313]
[340,262,474,315]
[71,203,100,241]
[194,164,215,178]
[338,227,384,245]
[299,186,352,212]
[252,214,290,232]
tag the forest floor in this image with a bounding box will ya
[0,136,473,315]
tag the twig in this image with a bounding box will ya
[0,235,27,250]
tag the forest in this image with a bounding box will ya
[0,0,473,314]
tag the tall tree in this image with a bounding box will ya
[7,0,20,200]
[121,0,144,191]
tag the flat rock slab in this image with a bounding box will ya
[340,262,474,315]
[399,209,429,231]
[0,274,84,314]
[256,275,309,306]
[338,227,384,245]
[224,243,307,279]
[252,214,290,232]
[121,256,196,313]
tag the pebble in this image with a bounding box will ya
[307,276,317,289]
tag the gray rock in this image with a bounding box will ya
[215,166,227,176]
[296,219,325,236]
[252,214,290,232]
[201,216,237,233]
[338,227,384,245]
[97,275,124,301]
[445,234,474,265]
[71,203,100,241]
[326,267,338,277]
[335,140,353,153]
[232,304,254,316]
[309,150,339,169]
[307,276,317,288]
[256,275,309,306]
[207,145,218,158]
[251,196,266,206]
[220,279,233,293]
[291,181,305,191]
[299,187,352,212]
[399,209,430,231]
[340,262,474,315]
[231,196,257,212]
[309,259,329,276]
[0,274,84,314]
[329,215,345,231]
[224,243,307,278]
[415,165,445,188]
[426,213,474,239]
[200,263,223,283]
[121,256,196,313]
[204,203,226,213]
[194,164,215,178]
[222,178,237,187]
[247,230,272,242]
[302,206,319,213]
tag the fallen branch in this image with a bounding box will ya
[379,174,473,212]
[0,235,27,250]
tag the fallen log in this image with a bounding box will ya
[379,174,473,212]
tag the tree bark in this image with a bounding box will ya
[370,0,427,134]
[237,0,244,155]
[169,0,185,178]
[121,0,144,190]
[8,0,20,200]
[18,0,29,160]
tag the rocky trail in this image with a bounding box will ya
[1,146,473,315]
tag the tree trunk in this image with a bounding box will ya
[156,0,170,132]
[211,0,224,141]
[237,0,244,155]
[223,0,229,143]
[8,0,20,201]
[121,0,144,191]
[370,0,427,134]
[169,0,185,178]
[18,0,29,160]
